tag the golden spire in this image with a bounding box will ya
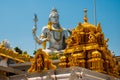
[97,22,102,32]
[83,9,88,22]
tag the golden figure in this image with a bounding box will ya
[28,49,56,73]
[36,54,44,71]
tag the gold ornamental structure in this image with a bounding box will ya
[0,44,30,63]
[59,9,119,78]
[28,48,56,73]
[0,41,30,78]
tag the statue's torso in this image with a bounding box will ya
[49,31,63,50]
[52,31,62,41]
[42,25,67,50]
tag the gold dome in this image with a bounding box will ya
[75,9,97,33]
[91,50,102,58]
[75,22,97,33]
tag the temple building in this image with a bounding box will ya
[0,8,120,80]
[59,9,120,78]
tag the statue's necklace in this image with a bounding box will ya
[47,22,63,41]
[53,30,62,41]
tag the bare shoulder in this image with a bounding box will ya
[62,28,68,33]
[41,26,49,32]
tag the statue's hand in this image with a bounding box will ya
[46,38,50,41]
[32,27,37,35]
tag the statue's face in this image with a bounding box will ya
[49,12,59,23]
[50,15,59,24]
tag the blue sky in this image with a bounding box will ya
[0,0,120,56]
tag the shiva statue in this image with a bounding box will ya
[32,8,68,53]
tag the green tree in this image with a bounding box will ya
[23,51,27,54]
[33,50,37,55]
[14,46,22,54]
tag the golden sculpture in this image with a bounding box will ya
[0,41,30,63]
[59,9,120,78]
[28,48,56,73]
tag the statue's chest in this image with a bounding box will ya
[51,31,62,41]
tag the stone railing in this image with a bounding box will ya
[9,67,119,80]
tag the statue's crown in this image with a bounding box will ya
[51,7,57,12]
[49,7,59,19]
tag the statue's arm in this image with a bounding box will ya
[63,29,68,39]
[32,26,49,45]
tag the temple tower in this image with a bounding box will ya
[59,9,119,78]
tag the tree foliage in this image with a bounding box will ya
[33,50,37,55]
[23,51,27,54]
[14,46,22,54]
